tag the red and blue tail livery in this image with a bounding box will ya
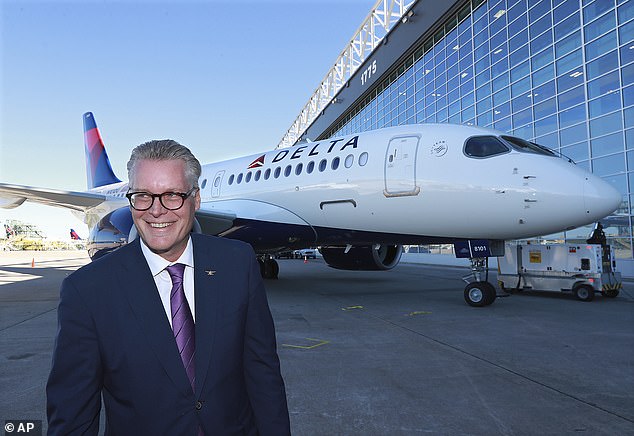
[83,112,121,189]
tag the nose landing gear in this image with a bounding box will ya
[464,280,497,306]
[462,257,499,307]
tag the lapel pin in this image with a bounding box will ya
[205,270,216,276]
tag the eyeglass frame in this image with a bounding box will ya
[125,187,199,211]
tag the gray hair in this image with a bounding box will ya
[127,139,201,189]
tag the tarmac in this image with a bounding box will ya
[1,250,633,435]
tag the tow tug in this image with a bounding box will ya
[496,223,622,302]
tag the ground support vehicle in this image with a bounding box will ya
[496,242,622,301]
[294,248,317,259]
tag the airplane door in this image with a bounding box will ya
[211,171,225,198]
[384,135,420,197]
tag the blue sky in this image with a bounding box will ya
[0,0,374,239]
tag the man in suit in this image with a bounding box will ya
[47,140,290,435]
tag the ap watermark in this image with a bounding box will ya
[4,421,42,435]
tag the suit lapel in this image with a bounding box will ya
[192,235,222,397]
[118,240,194,397]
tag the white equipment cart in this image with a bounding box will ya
[497,242,622,301]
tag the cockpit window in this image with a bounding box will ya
[464,136,510,158]
[501,135,556,156]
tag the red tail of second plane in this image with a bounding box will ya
[70,228,82,240]
[83,112,121,189]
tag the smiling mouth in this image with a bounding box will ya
[149,222,172,228]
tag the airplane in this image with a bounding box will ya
[4,223,14,239]
[0,112,621,306]
[70,228,82,240]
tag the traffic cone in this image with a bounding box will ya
[31,258,35,268]
[304,255,308,264]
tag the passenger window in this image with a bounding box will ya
[213,177,220,188]
[264,168,271,180]
[228,174,234,185]
[201,179,208,189]
[295,163,303,175]
[359,152,369,166]
[345,154,354,168]
[245,172,252,183]
[464,136,510,158]
[284,165,292,177]
[319,159,327,172]
[255,170,261,181]
[331,157,340,170]
[274,167,281,178]
[237,173,243,184]
[307,161,315,174]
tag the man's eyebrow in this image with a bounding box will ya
[129,188,189,193]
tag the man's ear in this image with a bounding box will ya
[194,188,201,211]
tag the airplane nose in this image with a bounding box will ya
[584,175,622,221]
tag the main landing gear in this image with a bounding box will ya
[462,257,500,307]
[258,255,279,280]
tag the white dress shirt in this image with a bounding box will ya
[140,237,196,326]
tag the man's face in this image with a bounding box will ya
[129,159,200,261]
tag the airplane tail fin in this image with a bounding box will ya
[70,228,81,240]
[83,112,122,189]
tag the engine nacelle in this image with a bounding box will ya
[87,207,133,260]
[319,244,403,270]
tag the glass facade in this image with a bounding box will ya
[325,0,634,261]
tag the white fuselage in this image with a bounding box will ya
[6,121,617,260]
[194,124,620,244]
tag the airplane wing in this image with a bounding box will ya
[195,208,237,235]
[194,200,317,249]
[0,183,107,212]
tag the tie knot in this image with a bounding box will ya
[166,263,186,284]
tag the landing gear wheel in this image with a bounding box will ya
[602,289,620,298]
[573,284,594,302]
[263,258,279,280]
[464,282,496,307]
[482,282,496,305]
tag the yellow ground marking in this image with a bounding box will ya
[406,311,432,316]
[281,338,330,350]
[341,305,364,311]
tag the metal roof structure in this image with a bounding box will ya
[276,0,415,149]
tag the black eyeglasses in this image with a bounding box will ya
[126,187,198,211]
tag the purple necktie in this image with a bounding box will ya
[166,263,195,392]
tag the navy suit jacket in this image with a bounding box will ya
[47,234,290,435]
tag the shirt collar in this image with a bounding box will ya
[140,237,194,277]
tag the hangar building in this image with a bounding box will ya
[279,0,634,274]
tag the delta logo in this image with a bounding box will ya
[247,155,265,169]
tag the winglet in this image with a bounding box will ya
[83,112,122,189]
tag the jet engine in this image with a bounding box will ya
[87,207,133,259]
[319,244,403,270]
